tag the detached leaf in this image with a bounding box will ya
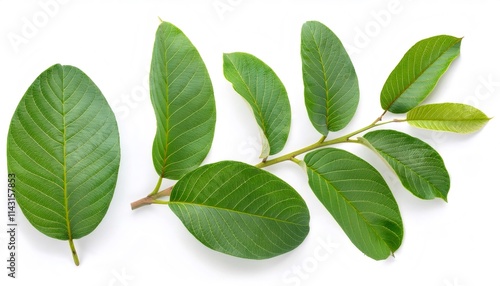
[150,21,216,180]
[7,64,120,265]
[381,35,462,113]
[301,21,359,135]
[407,103,490,133]
[361,130,450,200]
[223,52,291,158]
[304,148,403,260]
[169,161,310,259]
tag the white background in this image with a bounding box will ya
[1,1,499,285]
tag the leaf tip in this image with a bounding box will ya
[437,190,449,202]
[303,20,322,27]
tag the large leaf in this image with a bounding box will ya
[169,161,310,259]
[304,148,403,260]
[360,130,449,200]
[150,21,216,180]
[223,52,291,158]
[407,103,490,133]
[381,35,462,113]
[7,64,120,265]
[301,21,359,135]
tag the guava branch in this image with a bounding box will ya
[131,186,173,210]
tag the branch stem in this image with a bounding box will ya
[131,186,173,210]
[131,117,404,210]
[255,119,399,169]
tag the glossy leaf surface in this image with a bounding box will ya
[169,161,310,259]
[301,21,359,135]
[304,148,403,260]
[361,130,449,200]
[407,103,490,133]
[381,35,461,113]
[223,52,291,157]
[7,64,120,265]
[150,21,216,180]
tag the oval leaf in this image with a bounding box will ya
[169,161,310,259]
[301,21,360,135]
[360,130,450,200]
[150,21,216,180]
[381,35,462,113]
[7,64,120,265]
[223,52,291,158]
[407,103,490,133]
[304,148,403,260]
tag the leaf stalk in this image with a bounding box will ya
[148,176,164,197]
[69,239,80,266]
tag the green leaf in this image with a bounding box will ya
[381,35,462,113]
[360,130,450,200]
[169,161,310,259]
[223,52,291,158]
[7,64,120,265]
[150,21,216,180]
[304,148,403,260]
[407,103,491,133]
[301,21,360,135]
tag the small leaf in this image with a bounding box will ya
[381,35,462,113]
[407,103,490,133]
[223,52,291,158]
[169,161,310,259]
[7,64,120,265]
[360,130,450,200]
[304,148,403,260]
[150,21,216,180]
[301,21,360,135]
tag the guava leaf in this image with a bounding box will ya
[7,64,120,265]
[150,21,216,180]
[169,161,310,259]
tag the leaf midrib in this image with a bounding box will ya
[408,118,489,122]
[160,28,172,178]
[309,25,332,128]
[169,201,307,227]
[60,68,73,243]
